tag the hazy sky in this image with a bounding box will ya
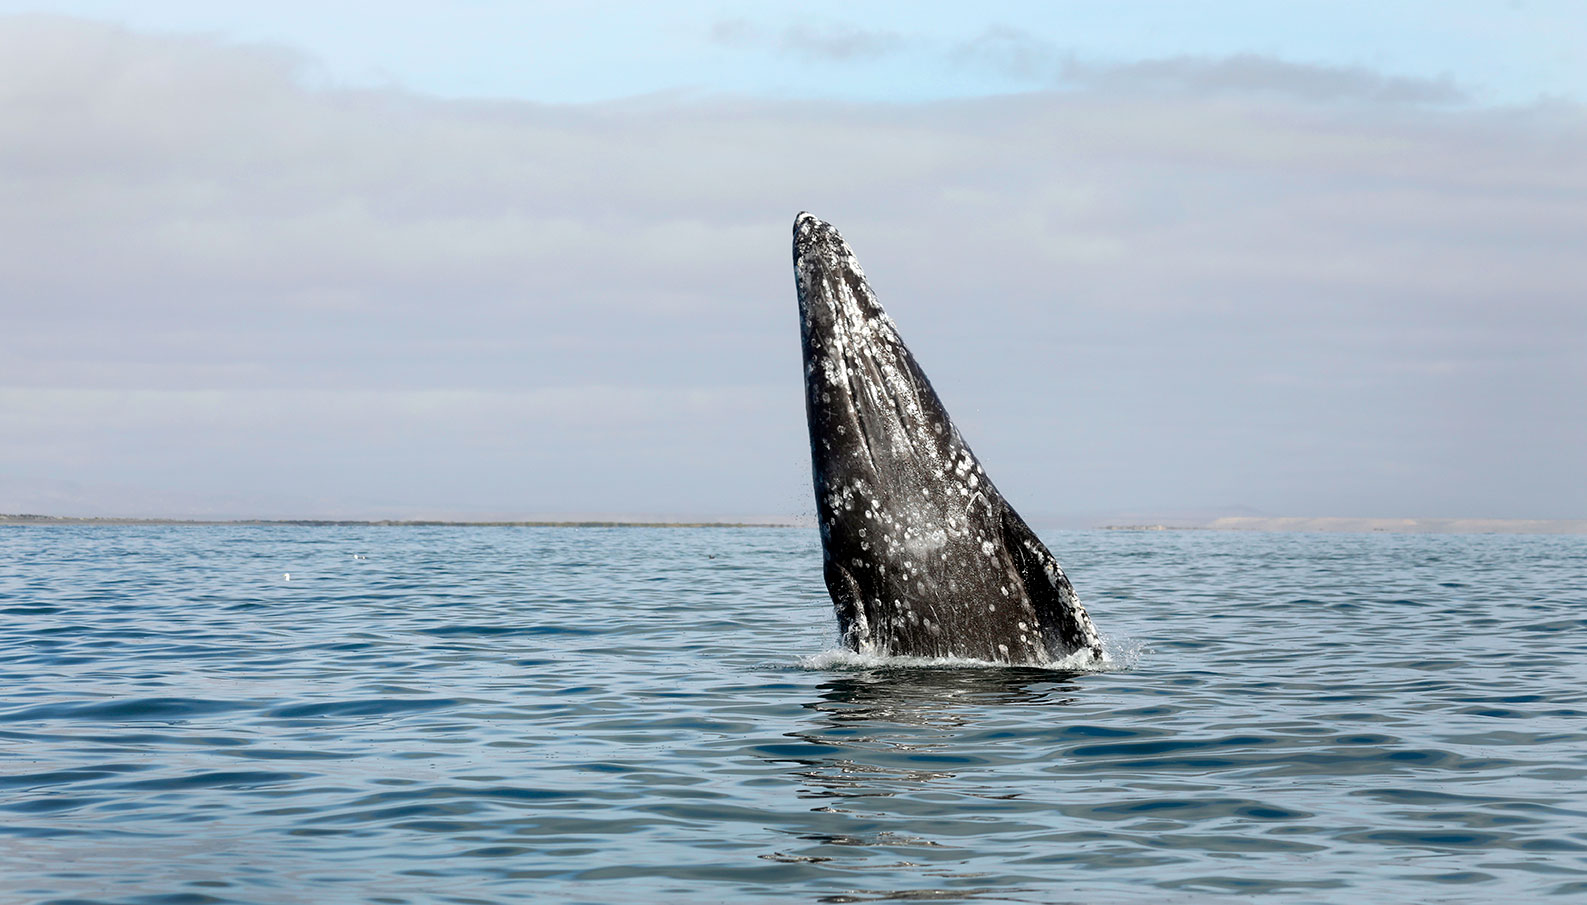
[1,4,1583,520]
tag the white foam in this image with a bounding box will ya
[798,634,1143,674]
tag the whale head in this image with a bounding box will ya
[791,212,1104,665]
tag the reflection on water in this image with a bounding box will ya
[747,669,1089,900]
[788,668,1082,806]
[814,886,1034,904]
[810,668,1083,726]
[786,669,1082,807]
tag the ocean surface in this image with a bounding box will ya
[1,526,1584,905]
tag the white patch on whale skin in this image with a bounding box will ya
[847,606,873,652]
[903,524,948,561]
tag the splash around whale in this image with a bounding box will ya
[793,212,1104,667]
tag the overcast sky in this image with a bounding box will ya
[1,4,1583,520]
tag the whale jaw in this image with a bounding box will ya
[793,213,1103,666]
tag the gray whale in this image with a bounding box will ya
[793,212,1103,666]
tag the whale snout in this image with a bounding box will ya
[792,212,849,271]
[793,212,826,260]
[792,210,883,339]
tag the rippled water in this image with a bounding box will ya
[1,526,1584,904]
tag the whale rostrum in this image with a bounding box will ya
[793,212,1103,666]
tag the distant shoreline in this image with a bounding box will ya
[4,513,1583,534]
[1101,516,1587,535]
[0,514,788,528]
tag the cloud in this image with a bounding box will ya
[0,384,785,518]
[1078,54,1468,105]
[2,15,1583,519]
[950,24,1066,82]
[953,26,1468,105]
[708,18,903,62]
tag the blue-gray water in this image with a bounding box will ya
[1,526,1584,905]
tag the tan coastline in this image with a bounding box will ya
[1102,516,1587,535]
[0,514,792,528]
[7,513,1583,534]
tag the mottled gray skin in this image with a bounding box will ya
[793,212,1103,666]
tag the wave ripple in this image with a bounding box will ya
[0,525,1583,904]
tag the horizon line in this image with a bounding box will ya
[3,514,1585,535]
